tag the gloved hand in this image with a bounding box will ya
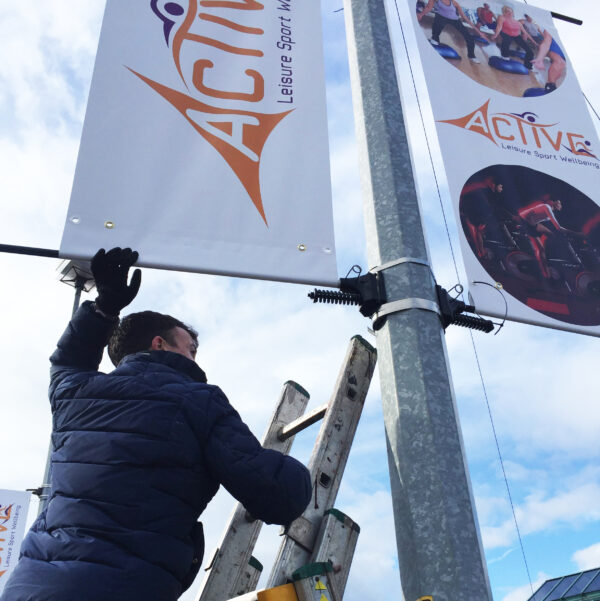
[91,247,142,317]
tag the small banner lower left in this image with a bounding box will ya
[0,490,31,593]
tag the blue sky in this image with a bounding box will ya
[0,2,599,601]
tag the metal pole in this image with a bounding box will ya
[0,243,60,258]
[72,278,84,316]
[37,277,86,515]
[342,1,492,600]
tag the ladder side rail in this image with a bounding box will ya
[309,510,359,598]
[292,563,340,601]
[267,336,377,588]
[196,381,310,601]
[229,555,263,599]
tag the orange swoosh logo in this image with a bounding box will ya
[129,68,292,225]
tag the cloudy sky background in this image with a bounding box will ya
[0,1,599,600]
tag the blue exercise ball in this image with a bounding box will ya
[489,55,529,75]
[432,42,461,60]
[523,87,549,97]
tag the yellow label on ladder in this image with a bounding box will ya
[318,595,329,601]
[315,581,327,591]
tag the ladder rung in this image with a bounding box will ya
[278,404,328,441]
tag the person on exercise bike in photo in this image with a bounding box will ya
[517,196,585,280]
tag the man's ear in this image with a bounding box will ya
[150,335,164,351]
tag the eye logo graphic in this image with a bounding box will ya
[439,100,597,160]
[130,0,294,225]
[0,504,12,524]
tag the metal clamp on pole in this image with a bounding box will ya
[372,298,440,331]
[369,256,431,274]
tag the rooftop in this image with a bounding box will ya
[528,568,600,601]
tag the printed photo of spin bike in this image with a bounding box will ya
[460,165,600,326]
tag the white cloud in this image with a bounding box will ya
[0,3,103,131]
[337,489,401,600]
[1,2,600,601]
[480,482,600,550]
[573,542,600,571]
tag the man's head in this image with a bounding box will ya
[550,199,563,211]
[485,177,502,193]
[108,311,198,366]
[524,13,532,21]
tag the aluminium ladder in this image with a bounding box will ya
[196,335,377,601]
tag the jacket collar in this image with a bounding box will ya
[120,351,208,383]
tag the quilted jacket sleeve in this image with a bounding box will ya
[202,388,312,526]
[48,301,115,404]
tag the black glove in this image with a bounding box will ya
[91,247,141,317]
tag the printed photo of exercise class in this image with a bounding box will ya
[416,0,567,97]
[459,164,600,325]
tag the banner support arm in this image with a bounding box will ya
[0,243,60,259]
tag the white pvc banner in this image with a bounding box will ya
[0,490,31,593]
[60,0,338,286]
[405,0,600,335]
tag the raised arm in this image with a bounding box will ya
[519,22,537,45]
[417,0,436,21]
[49,248,141,401]
[491,14,504,39]
[455,2,473,26]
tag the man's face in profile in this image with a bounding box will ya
[157,327,198,361]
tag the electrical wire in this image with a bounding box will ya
[583,92,600,123]
[468,329,534,594]
[391,0,533,593]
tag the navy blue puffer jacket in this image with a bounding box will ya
[1,302,311,601]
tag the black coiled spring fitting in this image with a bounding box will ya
[308,271,494,334]
[308,289,361,306]
[451,314,494,333]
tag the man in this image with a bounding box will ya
[1,248,312,601]
[518,196,582,278]
[476,3,497,33]
[460,177,505,260]
[520,14,544,43]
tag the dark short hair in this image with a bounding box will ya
[108,311,198,366]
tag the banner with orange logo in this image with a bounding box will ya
[405,0,600,335]
[60,0,337,286]
[0,490,31,593]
